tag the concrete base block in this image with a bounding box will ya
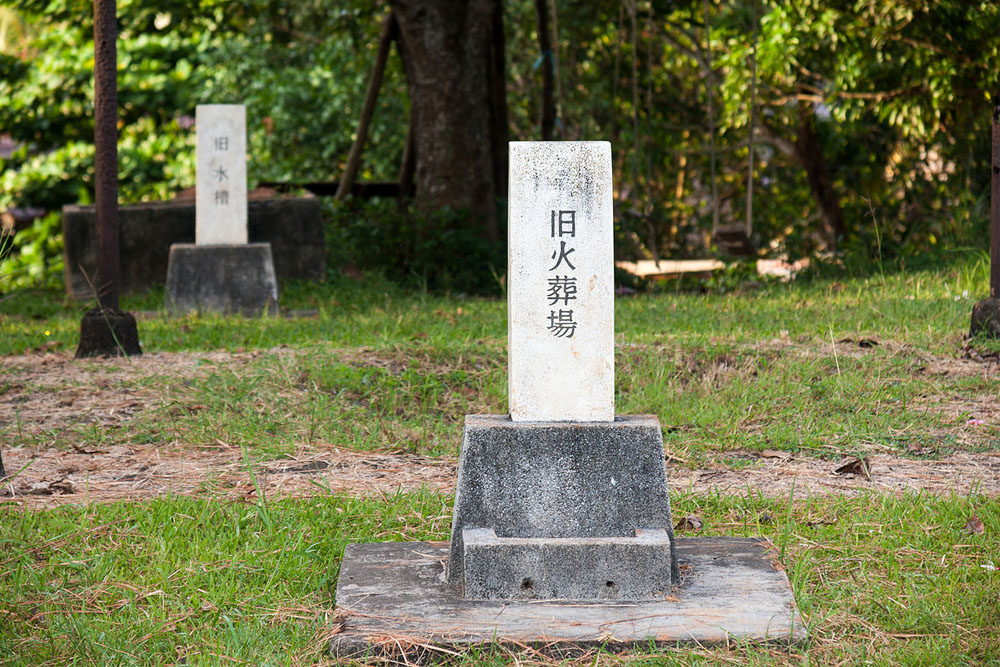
[62,198,325,299]
[448,415,679,591]
[330,538,807,659]
[462,528,673,601]
[75,307,142,358]
[165,243,278,316]
[970,297,1000,339]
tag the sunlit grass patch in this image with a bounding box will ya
[1,491,996,664]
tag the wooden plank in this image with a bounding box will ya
[616,259,725,279]
[330,537,806,659]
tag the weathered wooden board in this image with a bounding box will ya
[615,259,725,279]
[330,537,806,660]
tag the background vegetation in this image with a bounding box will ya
[1,0,999,291]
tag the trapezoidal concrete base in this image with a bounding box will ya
[165,242,278,317]
[330,537,807,661]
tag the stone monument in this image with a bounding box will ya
[507,142,614,422]
[449,143,678,599]
[330,142,805,659]
[165,105,278,316]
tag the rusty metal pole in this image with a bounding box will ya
[76,0,140,357]
[991,105,1000,298]
[970,105,1000,338]
[94,0,119,310]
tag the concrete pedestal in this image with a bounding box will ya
[448,415,678,597]
[328,415,806,657]
[75,307,142,358]
[462,527,674,601]
[165,243,278,316]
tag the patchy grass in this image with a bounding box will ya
[0,277,507,358]
[2,255,999,663]
[5,261,998,464]
[0,490,451,665]
[1,491,996,664]
[618,336,1000,464]
[0,252,993,357]
[3,334,998,467]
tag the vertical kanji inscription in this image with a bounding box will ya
[508,142,614,422]
[196,105,247,245]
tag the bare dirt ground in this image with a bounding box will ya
[2,442,999,509]
[2,349,999,509]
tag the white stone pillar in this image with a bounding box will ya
[507,141,615,422]
[196,104,247,245]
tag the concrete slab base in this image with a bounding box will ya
[165,242,278,316]
[330,538,807,660]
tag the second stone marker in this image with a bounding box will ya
[165,103,277,316]
[196,104,248,245]
[507,141,614,422]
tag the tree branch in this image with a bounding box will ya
[657,22,714,79]
[335,11,397,201]
[755,122,797,159]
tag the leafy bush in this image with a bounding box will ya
[324,198,506,295]
[0,212,63,290]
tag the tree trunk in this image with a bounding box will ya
[534,0,555,140]
[745,0,758,239]
[391,0,508,243]
[795,100,846,248]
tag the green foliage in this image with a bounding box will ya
[0,212,62,290]
[325,198,506,295]
[0,0,402,205]
[523,0,1000,262]
[2,0,999,291]
[0,0,401,287]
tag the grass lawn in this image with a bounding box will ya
[2,492,998,664]
[1,253,998,664]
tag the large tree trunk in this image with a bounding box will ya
[794,100,846,249]
[391,0,508,243]
[534,0,555,140]
[758,101,847,250]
